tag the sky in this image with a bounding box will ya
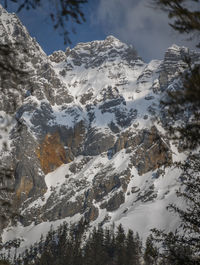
[5,0,198,62]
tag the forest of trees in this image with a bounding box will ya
[0,207,199,265]
[0,219,186,265]
[0,221,143,265]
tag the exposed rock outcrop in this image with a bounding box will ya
[36,133,68,174]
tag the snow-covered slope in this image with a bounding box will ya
[0,5,199,255]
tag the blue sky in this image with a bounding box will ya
[5,0,197,62]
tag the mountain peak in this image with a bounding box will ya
[166,44,189,54]
[105,35,122,44]
[56,35,140,68]
[72,35,128,51]
[164,43,199,64]
[105,35,118,40]
[0,4,30,44]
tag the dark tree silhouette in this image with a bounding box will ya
[150,2,200,263]
[152,0,200,47]
[1,222,143,265]
[153,1,200,150]
[144,234,159,265]
[151,153,200,264]
[161,63,200,150]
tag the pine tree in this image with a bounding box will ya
[83,226,106,265]
[162,63,200,150]
[144,234,159,265]
[151,0,200,48]
[104,227,115,263]
[152,152,200,264]
[152,1,200,149]
[115,224,126,265]
[125,229,137,265]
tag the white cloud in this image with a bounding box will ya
[92,0,197,61]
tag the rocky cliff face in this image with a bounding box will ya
[0,5,199,254]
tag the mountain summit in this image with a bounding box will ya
[0,5,199,255]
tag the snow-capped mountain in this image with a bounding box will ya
[0,5,199,254]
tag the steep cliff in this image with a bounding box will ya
[0,5,199,255]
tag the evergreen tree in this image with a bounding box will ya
[161,63,200,150]
[11,222,143,265]
[115,224,126,265]
[135,232,143,264]
[144,234,159,265]
[152,1,200,149]
[152,4,200,259]
[151,0,200,47]
[104,227,115,263]
[125,229,137,265]
[152,152,200,264]
[83,226,106,265]
[83,233,93,265]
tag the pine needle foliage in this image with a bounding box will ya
[151,152,200,264]
[151,0,200,47]
[161,63,200,150]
